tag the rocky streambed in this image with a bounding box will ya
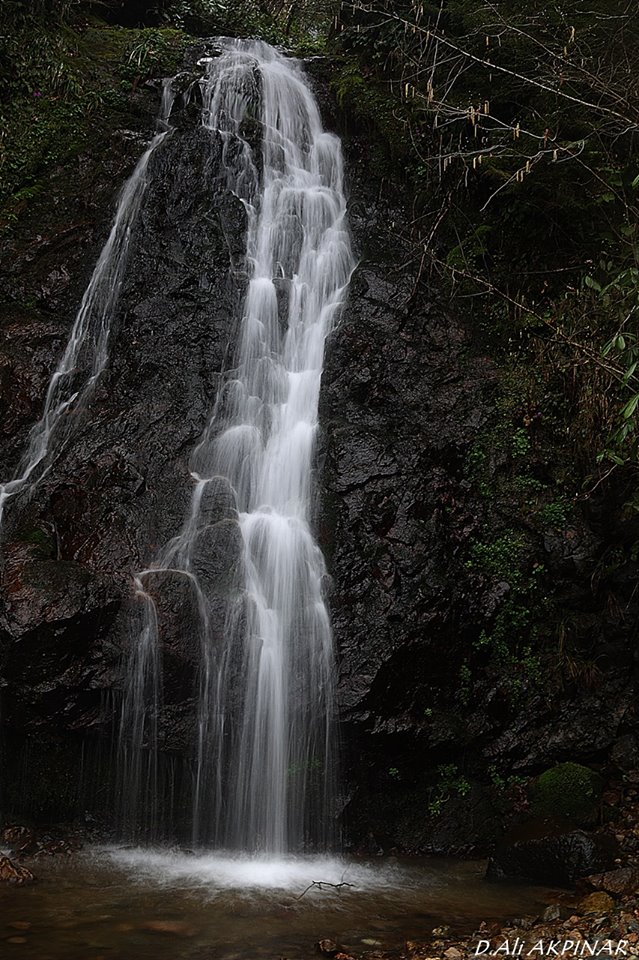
[2,774,639,960]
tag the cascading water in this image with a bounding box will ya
[0,81,175,532]
[120,39,354,852]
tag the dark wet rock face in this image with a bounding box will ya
[317,183,499,851]
[319,214,492,727]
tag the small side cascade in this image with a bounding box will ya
[0,81,176,534]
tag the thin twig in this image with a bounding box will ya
[342,2,638,128]
[293,880,354,901]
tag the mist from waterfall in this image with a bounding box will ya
[119,39,354,852]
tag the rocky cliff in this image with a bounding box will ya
[0,50,637,852]
[319,134,639,853]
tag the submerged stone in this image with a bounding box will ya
[0,856,36,885]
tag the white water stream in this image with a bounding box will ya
[120,40,354,852]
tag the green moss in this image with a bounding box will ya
[0,21,191,217]
[531,762,603,824]
[17,526,55,559]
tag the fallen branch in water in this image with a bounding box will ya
[294,880,354,900]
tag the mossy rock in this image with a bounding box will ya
[531,762,603,825]
[17,526,55,559]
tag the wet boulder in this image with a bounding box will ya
[584,867,639,897]
[577,891,615,915]
[486,826,617,885]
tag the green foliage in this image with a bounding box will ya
[428,763,471,817]
[0,0,329,214]
[2,98,96,208]
[156,0,284,43]
[335,0,639,512]
[488,764,526,793]
[459,365,570,698]
[594,262,639,472]
[156,0,227,31]
[330,58,412,174]
[474,599,543,694]
[446,224,492,272]
[120,28,189,81]
[463,522,547,695]
[531,762,603,824]
[0,1,83,102]
[0,9,189,213]
[466,532,524,583]
[511,427,531,459]
[458,662,472,706]
[539,498,570,528]
[464,366,543,496]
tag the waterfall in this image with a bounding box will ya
[120,39,354,852]
[0,81,176,531]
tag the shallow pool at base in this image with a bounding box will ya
[0,848,562,960]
